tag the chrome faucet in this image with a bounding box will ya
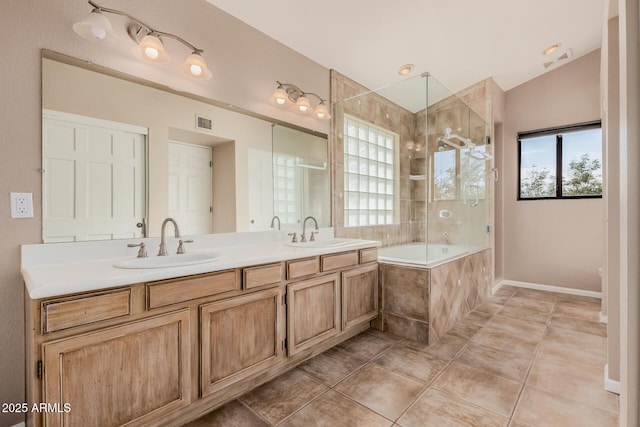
[270,215,281,230]
[158,218,181,256]
[300,216,319,242]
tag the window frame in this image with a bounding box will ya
[517,120,603,201]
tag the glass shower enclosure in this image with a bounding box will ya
[334,72,492,265]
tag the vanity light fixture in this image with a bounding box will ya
[73,0,212,80]
[270,81,331,120]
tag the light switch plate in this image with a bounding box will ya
[10,192,34,218]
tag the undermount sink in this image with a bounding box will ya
[286,238,355,249]
[113,252,222,269]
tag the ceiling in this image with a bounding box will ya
[205,0,605,95]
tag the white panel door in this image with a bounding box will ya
[168,141,212,235]
[42,112,147,242]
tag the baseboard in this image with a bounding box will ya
[599,311,608,324]
[10,422,25,427]
[492,280,504,294]
[496,279,602,299]
[604,364,621,394]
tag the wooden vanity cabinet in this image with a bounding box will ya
[26,246,379,427]
[200,287,284,396]
[286,274,340,356]
[40,309,191,427]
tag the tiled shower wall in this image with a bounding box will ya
[331,70,417,246]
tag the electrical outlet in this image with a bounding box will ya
[10,192,34,218]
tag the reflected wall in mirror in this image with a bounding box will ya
[271,125,330,228]
[42,52,332,242]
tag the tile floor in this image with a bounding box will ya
[184,286,618,427]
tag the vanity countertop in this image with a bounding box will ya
[21,230,380,299]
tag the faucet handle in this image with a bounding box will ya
[288,232,298,243]
[177,239,194,254]
[310,230,319,241]
[127,242,148,258]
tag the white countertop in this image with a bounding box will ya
[21,230,380,299]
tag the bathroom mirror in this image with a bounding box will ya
[41,51,329,242]
[272,125,330,228]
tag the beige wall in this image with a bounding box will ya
[501,50,604,292]
[0,1,329,425]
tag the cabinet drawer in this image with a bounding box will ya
[243,263,284,290]
[321,251,359,272]
[147,270,238,309]
[287,257,319,280]
[42,289,131,333]
[359,248,378,264]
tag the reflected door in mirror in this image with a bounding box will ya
[42,111,147,242]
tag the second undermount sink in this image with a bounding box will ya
[113,252,223,269]
[286,238,355,249]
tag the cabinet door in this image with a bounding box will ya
[42,310,191,427]
[200,288,283,397]
[287,274,340,356]
[342,264,379,331]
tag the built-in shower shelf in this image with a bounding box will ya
[409,174,427,180]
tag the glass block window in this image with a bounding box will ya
[344,115,398,227]
[273,153,299,224]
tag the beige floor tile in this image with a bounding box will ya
[335,363,425,420]
[513,288,559,303]
[336,331,394,360]
[397,388,508,427]
[497,304,550,325]
[550,314,607,336]
[527,357,619,413]
[503,295,554,314]
[494,286,518,297]
[406,334,469,360]
[484,315,546,341]
[457,342,532,382]
[183,400,269,427]
[448,319,483,340]
[464,310,494,326]
[475,301,504,316]
[472,327,539,359]
[489,294,513,305]
[553,298,600,322]
[508,420,531,427]
[513,386,619,427]
[298,346,367,387]
[541,326,606,362]
[432,361,522,417]
[373,345,449,384]
[279,390,392,427]
[366,328,405,342]
[239,369,328,425]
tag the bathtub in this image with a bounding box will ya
[378,242,472,268]
[375,242,492,344]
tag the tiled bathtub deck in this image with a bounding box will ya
[184,286,618,427]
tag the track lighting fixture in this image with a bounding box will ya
[270,81,331,120]
[73,0,212,80]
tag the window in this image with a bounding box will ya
[273,153,299,224]
[518,121,602,200]
[344,115,398,226]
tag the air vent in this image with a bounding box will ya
[195,114,213,131]
[542,49,574,69]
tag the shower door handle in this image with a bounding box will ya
[471,184,480,207]
[465,184,480,207]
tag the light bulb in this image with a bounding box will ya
[296,95,311,113]
[90,26,106,40]
[182,52,212,79]
[144,46,159,60]
[190,64,202,76]
[313,102,331,120]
